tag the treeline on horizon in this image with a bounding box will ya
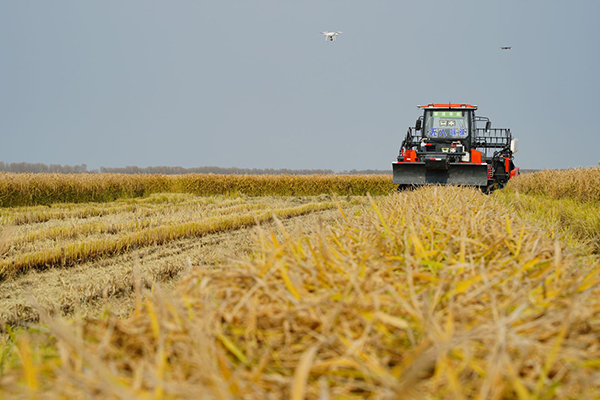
[0,162,391,175]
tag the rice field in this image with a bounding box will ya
[0,193,347,281]
[1,171,600,399]
[0,192,357,336]
[0,173,393,207]
[506,167,600,202]
[499,167,600,254]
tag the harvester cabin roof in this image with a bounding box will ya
[418,103,478,110]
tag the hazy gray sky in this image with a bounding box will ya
[2,1,598,171]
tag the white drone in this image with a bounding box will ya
[321,31,342,41]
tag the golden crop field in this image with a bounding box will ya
[1,171,600,399]
[0,173,393,207]
[0,192,360,328]
[507,167,600,202]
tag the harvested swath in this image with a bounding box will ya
[0,201,338,281]
[0,192,212,226]
[0,173,394,207]
[508,167,600,202]
[3,193,347,263]
[3,195,261,257]
[11,202,272,246]
[0,205,353,331]
[3,187,599,399]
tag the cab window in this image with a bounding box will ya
[424,110,469,139]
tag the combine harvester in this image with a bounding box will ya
[393,103,519,192]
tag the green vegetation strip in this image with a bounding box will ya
[0,202,337,280]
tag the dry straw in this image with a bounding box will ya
[2,186,599,398]
[0,200,339,280]
[0,173,393,207]
[501,167,600,253]
[507,167,600,203]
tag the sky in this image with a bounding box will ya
[1,0,599,171]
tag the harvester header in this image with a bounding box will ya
[393,103,518,192]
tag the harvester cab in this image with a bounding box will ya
[393,103,519,192]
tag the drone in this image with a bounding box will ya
[321,31,342,42]
[500,46,512,50]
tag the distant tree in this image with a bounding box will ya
[339,169,391,175]
[0,162,89,174]
[0,161,389,175]
[98,165,338,175]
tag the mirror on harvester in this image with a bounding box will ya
[485,121,491,133]
[415,119,422,131]
[511,138,519,153]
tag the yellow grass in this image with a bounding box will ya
[0,173,393,207]
[500,168,600,253]
[0,194,347,280]
[508,167,600,202]
[2,186,599,399]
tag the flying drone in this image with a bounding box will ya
[321,31,342,42]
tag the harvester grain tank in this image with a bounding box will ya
[392,104,519,192]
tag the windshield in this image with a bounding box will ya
[423,110,469,139]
